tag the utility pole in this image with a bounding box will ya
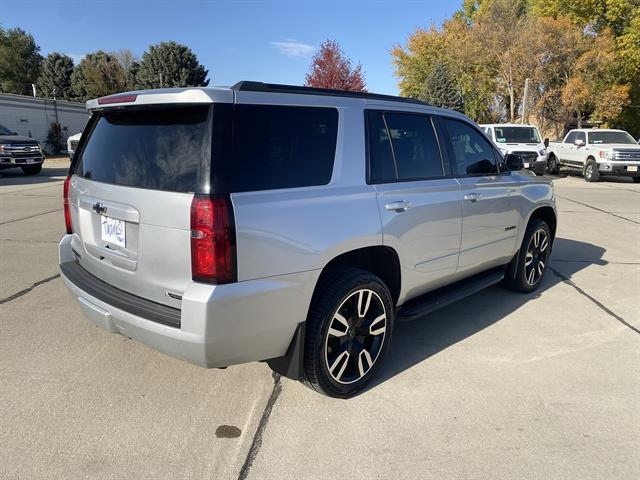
[522,78,530,124]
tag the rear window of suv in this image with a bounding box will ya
[74,106,211,193]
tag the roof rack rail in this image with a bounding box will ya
[231,81,430,106]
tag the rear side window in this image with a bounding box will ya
[367,111,444,183]
[229,105,338,192]
[440,117,498,176]
[75,106,211,192]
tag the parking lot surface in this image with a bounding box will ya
[1,159,638,479]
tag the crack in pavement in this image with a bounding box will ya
[0,208,63,225]
[548,267,639,335]
[237,373,283,480]
[1,238,60,244]
[0,274,61,305]
[555,195,640,225]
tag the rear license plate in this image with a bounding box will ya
[628,165,638,172]
[101,215,126,247]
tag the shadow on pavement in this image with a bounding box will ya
[370,237,607,393]
[550,169,636,183]
[0,165,69,187]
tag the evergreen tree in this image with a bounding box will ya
[36,53,74,100]
[420,62,464,111]
[135,41,209,89]
[70,51,127,102]
[0,27,42,95]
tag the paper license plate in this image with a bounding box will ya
[101,215,126,247]
[523,163,530,168]
[628,165,638,172]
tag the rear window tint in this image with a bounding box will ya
[75,106,211,192]
[228,105,338,192]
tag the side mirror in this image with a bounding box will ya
[574,138,585,147]
[12,131,18,135]
[544,138,549,148]
[505,153,524,171]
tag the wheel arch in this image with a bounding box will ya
[527,206,557,247]
[266,245,401,381]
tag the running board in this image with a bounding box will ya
[396,267,507,322]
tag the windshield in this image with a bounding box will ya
[0,124,13,135]
[588,131,636,145]
[494,126,541,143]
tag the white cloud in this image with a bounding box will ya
[269,40,316,59]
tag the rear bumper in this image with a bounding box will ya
[59,234,318,368]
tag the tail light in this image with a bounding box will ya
[63,175,73,234]
[190,195,237,284]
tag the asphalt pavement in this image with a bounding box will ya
[1,159,638,479]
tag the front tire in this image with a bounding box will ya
[546,154,559,175]
[503,218,551,293]
[21,164,42,175]
[303,267,394,398]
[584,160,600,182]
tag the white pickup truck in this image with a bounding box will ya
[480,123,548,175]
[547,129,640,183]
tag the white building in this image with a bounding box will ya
[0,93,89,153]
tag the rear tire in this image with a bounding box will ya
[21,164,42,175]
[503,218,551,293]
[584,160,600,182]
[546,154,559,175]
[302,267,394,398]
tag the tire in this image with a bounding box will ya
[584,160,600,182]
[21,164,42,175]
[546,154,559,175]
[633,177,640,184]
[503,218,551,293]
[303,267,394,398]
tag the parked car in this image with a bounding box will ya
[547,129,640,182]
[480,123,548,175]
[67,132,82,160]
[59,82,557,398]
[0,123,45,175]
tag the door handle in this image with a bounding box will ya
[464,193,481,202]
[385,200,413,212]
[506,187,517,194]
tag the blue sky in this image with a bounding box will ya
[3,0,459,95]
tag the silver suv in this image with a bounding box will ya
[59,82,557,398]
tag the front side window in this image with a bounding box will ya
[440,117,498,176]
[367,111,444,183]
[564,131,578,144]
[230,105,338,192]
[575,132,586,144]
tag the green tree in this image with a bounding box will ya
[70,51,128,102]
[419,61,464,111]
[0,27,42,95]
[135,41,209,89]
[36,52,74,100]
